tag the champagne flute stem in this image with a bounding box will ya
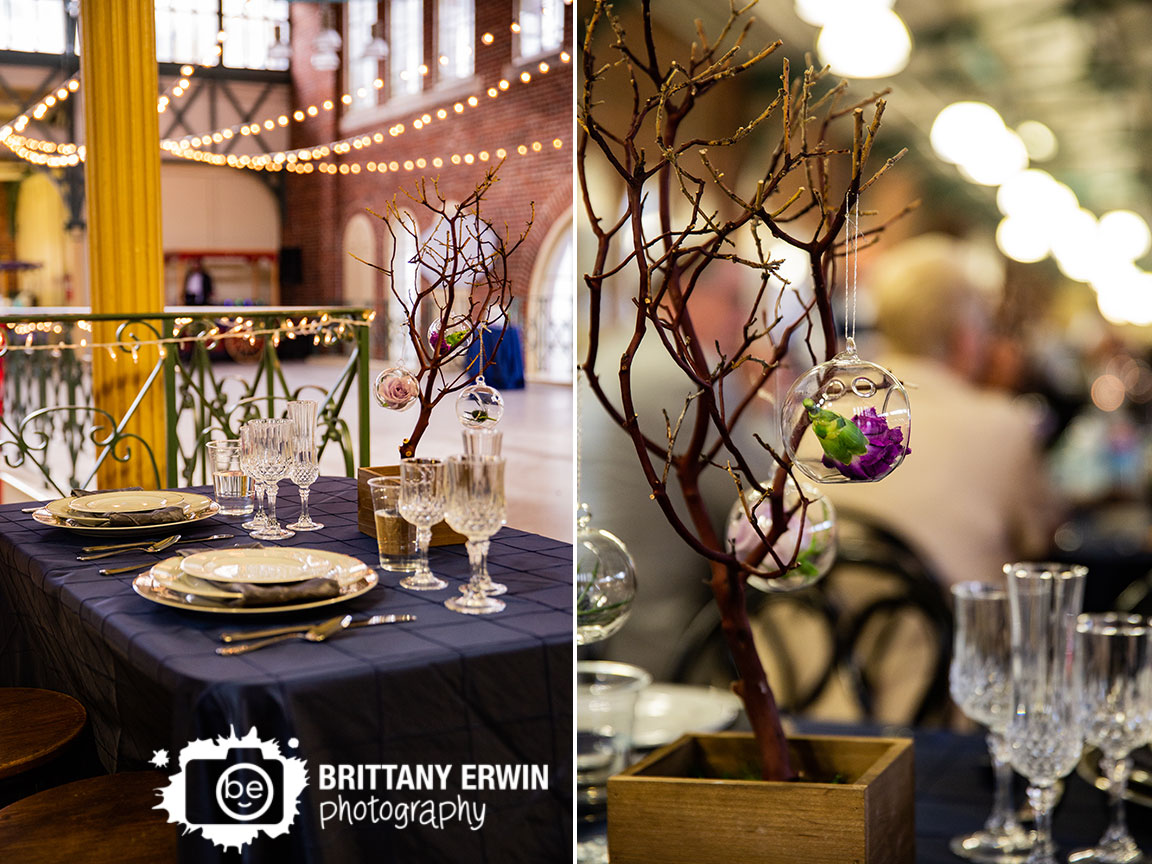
[1026,784,1058,863]
[1100,754,1135,847]
[417,524,432,575]
[298,486,311,524]
[466,538,490,592]
[986,731,1021,833]
[266,484,279,526]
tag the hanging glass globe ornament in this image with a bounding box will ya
[373,365,420,412]
[725,477,837,592]
[781,341,911,484]
[456,376,504,427]
[427,315,473,357]
[576,504,638,645]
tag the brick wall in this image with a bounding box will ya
[283,1,573,357]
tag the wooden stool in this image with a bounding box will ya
[0,688,86,780]
[0,772,178,863]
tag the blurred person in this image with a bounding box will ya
[826,234,1060,587]
[183,257,214,305]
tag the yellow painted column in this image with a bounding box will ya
[81,0,166,489]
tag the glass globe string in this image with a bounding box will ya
[781,190,911,485]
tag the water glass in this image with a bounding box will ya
[397,458,449,591]
[1070,613,1152,864]
[1004,562,1087,864]
[206,439,253,516]
[368,476,418,572]
[949,581,1033,862]
[576,661,651,819]
[286,400,323,531]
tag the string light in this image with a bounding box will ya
[1,30,573,172]
[0,313,375,359]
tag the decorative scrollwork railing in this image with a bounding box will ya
[0,307,372,497]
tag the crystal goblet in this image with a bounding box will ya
[238,422,269,532]
[444,455,506,615]
[949,581,1034,863]
[249,418,295,541]
[1069,613,1152,864]
[397,458,449,591]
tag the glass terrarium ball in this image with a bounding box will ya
[781,346,911,484]
[576,504,637,645]
[373,365,420,412]
[456,376,504,428]
[427,316,473,355]
[725,477,837,592]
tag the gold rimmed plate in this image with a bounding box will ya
[131,569,379,614]
[33,500,221,537]
[1077,747,1152,809]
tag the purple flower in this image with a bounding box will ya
[821,407,908,480]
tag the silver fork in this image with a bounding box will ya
[77,534,181,561]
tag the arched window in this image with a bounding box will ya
[525,211,573,383]
[342,213,377,309]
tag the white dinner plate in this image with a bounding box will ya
[69,491,175,514]
[151,558,244,600]
[33,500,221,537]
[632,684,743,750]
[179,548,369,584]
[132,569,379,615]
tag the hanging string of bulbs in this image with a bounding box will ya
[0,15,571,174]
[0,312,376,361]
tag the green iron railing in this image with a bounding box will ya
[0,306,372,496]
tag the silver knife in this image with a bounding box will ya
[219,614,416,643]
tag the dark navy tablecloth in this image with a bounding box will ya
[0,476,572,864]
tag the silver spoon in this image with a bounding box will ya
[216,614,352,656]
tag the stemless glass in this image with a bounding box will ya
[1070,613,1152,864]
[397,458,449,591]
[250,418,295,541]
[444,455,506,616]
[949,582,1034,863]
[286,400,323,531]
[238,422,269,531]
[1004,562,1087,864]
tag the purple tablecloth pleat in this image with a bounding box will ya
[0,476,572,864]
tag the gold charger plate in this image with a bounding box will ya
[33,500,221,537]
[131,569,379,614]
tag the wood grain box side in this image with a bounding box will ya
[607,733,914,864]
[356,466,466,546]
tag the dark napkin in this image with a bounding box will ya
[103,506,190,527]
[203,577,343,607]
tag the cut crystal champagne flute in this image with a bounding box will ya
[250,418,295,541]
[949,581,1034,863]
[1069,613,1152,864]
[444,455,506,615]
[397,458,449,591]
[1003,562,1087,864]
[286,400,323,531]
[238,422,269,531]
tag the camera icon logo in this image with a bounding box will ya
[155,728,308,851]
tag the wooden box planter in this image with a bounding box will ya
[607,732,914,864]
[356,466,467,546]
